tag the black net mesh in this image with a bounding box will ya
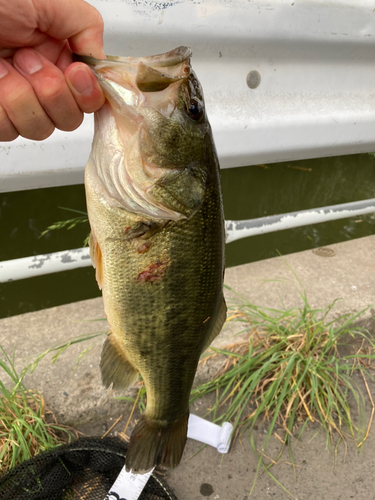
[0,437,178,500]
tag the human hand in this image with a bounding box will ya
[0,0,105,142]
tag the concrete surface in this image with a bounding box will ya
[1,235,375,499]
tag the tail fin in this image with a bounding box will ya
[125,412,189,473]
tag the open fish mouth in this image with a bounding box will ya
[74,45,191,68]
[74,46,191,99]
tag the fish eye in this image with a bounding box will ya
[186,99,204,121]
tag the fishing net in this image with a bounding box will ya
[0,436,178,500]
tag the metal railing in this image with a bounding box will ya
[1,198,375,283]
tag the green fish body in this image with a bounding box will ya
[83,47,226,473]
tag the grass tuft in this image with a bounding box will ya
[0,346,76,473]
[191,286,375,492]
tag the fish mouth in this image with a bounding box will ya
[73,46,191,102]
[73,46,191,68]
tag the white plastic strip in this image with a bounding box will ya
[187,414,233,453]
[0,248,91,283]
[104,414,232,500]
[225,198,375,244]
[105,467,154,500]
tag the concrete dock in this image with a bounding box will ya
[1,235,375,499]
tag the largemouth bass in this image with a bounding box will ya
[80,46,226,473]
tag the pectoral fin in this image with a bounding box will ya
[150,168,206,218]
[89,231,103,290]
[202,298,227,353]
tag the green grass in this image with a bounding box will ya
[27,327,107,374]
[0,346,76,473]
[39,206,89,244]
[3,282,374,495]
[33,285,373,465]
[111,283,375,495]
[0,322,108,473]
[190,285,375,494]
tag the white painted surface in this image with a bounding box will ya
[225,198,375,243]
[1,0,375,192]
[0,248,92,283]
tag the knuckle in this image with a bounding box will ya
[39,127,55,140]
[93,9,104,28]
[24,123,55,141]
[4,82,33,109]
[37,73,65,101]
[0,106,18,141]
[60,113,83,132]
[0,77,56,141]
[0,128,19,141]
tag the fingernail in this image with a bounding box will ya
[15,49,43,75]
[70,67,94,96]
[0,59,8,79]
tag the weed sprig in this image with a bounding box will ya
[39,207,89,244]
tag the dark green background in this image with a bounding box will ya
[1,153,374,318]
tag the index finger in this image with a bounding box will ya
[33,0,105,58]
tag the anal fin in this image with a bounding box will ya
[100,335,139,390]
[202,297,227,352]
